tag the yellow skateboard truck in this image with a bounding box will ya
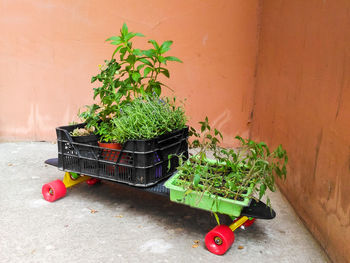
[42,172,99,202]
[63,172,91,188]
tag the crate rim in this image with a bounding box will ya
[56,123,189,143]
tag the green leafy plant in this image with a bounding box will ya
[175,118,288,207]
[103,23,182,98]
[110,96,187,143]
[79,23,182,140]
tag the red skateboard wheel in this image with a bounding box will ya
[42,180,67,202]
[205,225,235,255]
[86,178,101,185]
[243,218,256,228]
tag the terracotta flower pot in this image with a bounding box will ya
[98,141,122,161]
[98,142,126,174]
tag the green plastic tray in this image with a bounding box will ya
[164,172,253,217]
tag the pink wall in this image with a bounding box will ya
[2,1,350,262]
[251,1,350,262]
[0,0,260,146]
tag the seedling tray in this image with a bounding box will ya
[56,123,188,187]
[164,172,253,217]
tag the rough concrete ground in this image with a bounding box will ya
[0,142,330,263]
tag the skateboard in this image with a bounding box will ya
[43,157,276,255]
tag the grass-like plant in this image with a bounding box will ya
[109,96,187,143]
[175,118,288,207]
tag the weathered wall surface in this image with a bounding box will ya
[251,1,350,262]
[0,0,260,145]
[2,1,349,261]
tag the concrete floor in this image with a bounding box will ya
[0,142,330,263]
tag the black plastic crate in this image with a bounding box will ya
[56,123,188,187]
[57,123,100,159]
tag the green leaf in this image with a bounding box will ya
[168,157,172,171]
[143,67,153,77]
[110,41,123,45]
[142,49,156,58]
[137,64,146,71]
[121,23,128,36]
[259,184,266,199]
[139,58,153,66]
[193,174,200,187]
[190,126,197,133]
[125,32,136,42]
[260,142,270,156]
[275,167,282,178]
[212,138,219,144]
[93,88,99,99]
[126,54,136,64]
[206,134,213,140]
[257,159,269,165]
[120,47,128,60]
[140,84,146,97]
[160,40,173,54]
[165,56,183,63]
[125,32,145,41]
[153,84,161,96]
[133,49,142,56]
[105,36,121,42]
[235,135,245,145]
[250,148,257,158]
[148,39,160,51]
[282,165,287,176]
[160,68,170,78]
[191,140,200,148]
[111,45,123,59]
[132,72,141,82]
[214,129,223,140]
[134,32,145,37]
[158,56,166,63]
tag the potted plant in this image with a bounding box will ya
[54,23,189,186]
[165,117,288,217]
[79,23,183,154]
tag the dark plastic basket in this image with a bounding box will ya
[56,123,188,187]
[58,123,99,159]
